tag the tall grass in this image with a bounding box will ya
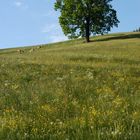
[0,32,140,140]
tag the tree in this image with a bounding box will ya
[55,0,119,42]
[133,27,140,32]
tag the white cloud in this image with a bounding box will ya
[14,1,28,9]
[42,23,60,33]
[14,1,23,7]
[42,23,68,43]
[50,35,68,42]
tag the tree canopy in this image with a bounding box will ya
[55,0,119,42]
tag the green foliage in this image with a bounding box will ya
[133,27,140,32]
[0,32,140,139]
[55,0,119,42]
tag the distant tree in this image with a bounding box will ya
[55,0,119,42]
[133,27,140,32]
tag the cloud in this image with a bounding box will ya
[14,1,23,7]
[41,23,68,43]
[50,35,67,42]
[42,23,60,33]
[14,1,28,9]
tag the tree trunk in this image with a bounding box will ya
[85,17,90,43]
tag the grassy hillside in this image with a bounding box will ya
[0,32,140,140]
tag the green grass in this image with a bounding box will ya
[0,32,140,140]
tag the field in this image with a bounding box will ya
[0,32,140,140]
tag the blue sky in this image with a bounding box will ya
[0,0,140,49]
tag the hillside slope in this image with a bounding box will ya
[0,32,140,140]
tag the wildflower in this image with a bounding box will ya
[86,71,93,80]
[8,118,17,129]
[129,132,132,136]
[90,126,94,129]
[59,121,63,125]
[113,96,124,107]
[56,77,63,81]
[32,128,38,133]
[78,117,85,125]
[132,111,140,121]
[100,132,104,135]
[89,106,97,117]
[71,99,78,106]
[70,69,74,74]
[111,130,120,136]
[4,83,8,87]
[41,104,53,113]
[12,84,19,90]
[119,77,125,82]
[5,108,12,113]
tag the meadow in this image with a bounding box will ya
[0,32,140,140]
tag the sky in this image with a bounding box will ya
[0,0,140,49]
